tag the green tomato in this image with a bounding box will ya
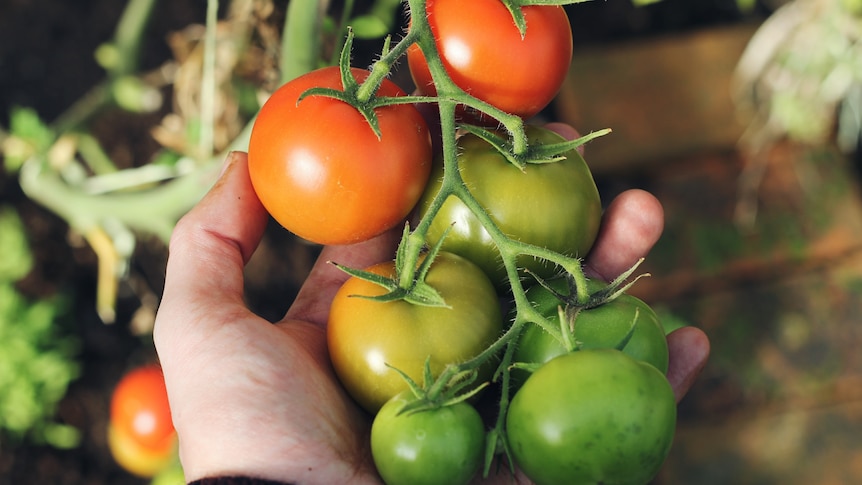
[506,349,676,485]
[512,277,668,389]
[327,252,503,413]
[371,392,485,485]
[417,125,602,287]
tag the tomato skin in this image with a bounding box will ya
[513,278,669,388]
[109,365,177,477]
[327,252,503,413]
[110,365,175,453]
[506,349,676,485]
[371,392,485,485]
[107,423,177,478]
[417,126,602,287]
[248,66,432,245]
[407,0,572,121]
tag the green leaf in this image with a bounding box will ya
[4,106,55,172]
[350,15,391,39]
[0,206,34,282]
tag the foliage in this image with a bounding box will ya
[0,207,81,450]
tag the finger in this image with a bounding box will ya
[283,225,401,327]
[585,189,664,281]
[665,326,711,403]
[154,152,269,347]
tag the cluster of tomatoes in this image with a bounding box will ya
[247,0,677,484]
[108,365,182,482]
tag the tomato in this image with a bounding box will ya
[107,423,177,478]
[506,349,676,485]
[327,252,503,413]
[110,365,175,453]
[512,277,668,388]
[407,0,572,121]
[417,125,602,287]
[371,392,485,485]
[248,65,432,245]
[109,365,177,477]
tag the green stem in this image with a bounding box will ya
[330,0,356,66]
[199,0,219,160]
[111,0,158,76]
[356,27,420,102]
[282,0,331,83]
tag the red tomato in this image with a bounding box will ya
[407,0,573,121]
[110,365,175,454]
[248,66,433,245]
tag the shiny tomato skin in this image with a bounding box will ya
[110,365,175,453]
[506,349,676,485]
[371,392,485,485]
[513,278,669,388]
[327,252,503,413]
[248,66,432,245]
[407,0,572,121]
[417,126,602,287]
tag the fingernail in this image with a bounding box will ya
[219,151,240,178]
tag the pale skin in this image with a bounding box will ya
[153,123,710,484]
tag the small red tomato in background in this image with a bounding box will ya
[248,66,433,246]
[108,364,177,477]
[407,0,573,122]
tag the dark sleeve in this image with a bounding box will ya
[189,477,294,485]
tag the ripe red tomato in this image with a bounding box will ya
[327,252,503,413]
[110,365,174,452]
[407,0,573,121]
[248,66,433,245]
[109,365,177,477]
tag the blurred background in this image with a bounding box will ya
[1,0,861,483]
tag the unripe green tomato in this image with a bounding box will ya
[512,277,668,389]
[507,349,676,485]
[371,392,485,485]
[417,125,602,288]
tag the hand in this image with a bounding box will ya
[154,139,709,484]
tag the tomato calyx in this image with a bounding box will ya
[298,28,434,139]
[330,224,451,307]
[525,259,650,353]
[388,357,488,416]
[460,124,611,171]
[498,0,593,38]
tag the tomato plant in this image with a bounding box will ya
[371,392,485,485]
[407,0,573,122]
[108,365,177,477]
[248,65,433,245]
[327,251,503,413]
[506,349,676,485]
[513,277,669,388]
[417,125,602,286]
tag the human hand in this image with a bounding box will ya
[154,132,709,484]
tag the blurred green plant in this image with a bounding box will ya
[0,0,417,326]
[731,0,862,225]
[734,0,862,151]
[0,206,81,450]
